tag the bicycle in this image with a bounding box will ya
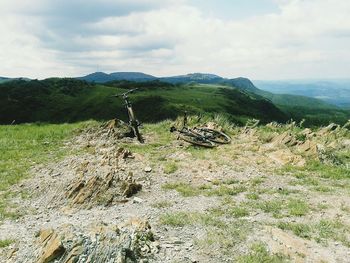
[112,88,144,143]
[170,112,231,147]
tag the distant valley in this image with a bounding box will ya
[254,80,350,108]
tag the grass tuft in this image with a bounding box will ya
[160,212,195,226]
[163,161,179,174]
[277,222,312,239]
[278,219,350,247]
[238,242,288,263]
[162,182,200,197]
[151,201,173,209]
[0,239,14,248]
[229,206,250,218]
[287,199,309,216]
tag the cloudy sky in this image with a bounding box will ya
[0,0,349,79]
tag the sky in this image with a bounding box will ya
[0,0,349,80]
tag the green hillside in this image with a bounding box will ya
[0,78,10,84]
[0,78,287,125]
[0,78,348,126]
[250,89,349,125]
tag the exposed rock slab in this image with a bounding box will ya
[35,219,157,263]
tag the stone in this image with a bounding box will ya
[65,245,84,263]
[6,247,18,259]
[52,172,61,177]
[122,182,142,197]
[297,140,318,156]
[39,229,54,244]
[317,123,339,136]
[144,167,152,173]
[133,197,144,203]
[300,128,314,138]
[34,219,156,263]
[267,149,304,166]
[117,147,134,159]
[271,131,297,147]
[64,168,144,207]
[38,233,65,263]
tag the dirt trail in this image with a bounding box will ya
[1,121,350,262]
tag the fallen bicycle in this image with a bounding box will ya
[170,112,231,148]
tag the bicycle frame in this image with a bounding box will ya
[112,89,144,143]
[125,97,137,126]
[170,112,231,147]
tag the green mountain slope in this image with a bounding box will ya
[0,78,287,125]
[0,77,10,83]
[77,72,339,110]
[252,88,349,125]
[1,78,348,126]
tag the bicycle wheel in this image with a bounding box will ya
[195,127,231,144]
[180,133,216,148]
[131,124,144,143]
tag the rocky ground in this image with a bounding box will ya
[0,119,349,262]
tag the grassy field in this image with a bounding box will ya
[0,122,93,219]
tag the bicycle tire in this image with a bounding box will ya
[180,133,216,148]
[132,125,144,143]
[194,127,231,144]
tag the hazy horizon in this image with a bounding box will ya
[2,71,350,83]
[1,0,350,80]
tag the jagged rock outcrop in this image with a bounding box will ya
[254,120,350,166]
[65,170,142,208]
[35,219,157,263]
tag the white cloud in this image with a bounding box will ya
[0,0,349,79]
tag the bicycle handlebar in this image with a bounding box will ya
[112,88,138,98]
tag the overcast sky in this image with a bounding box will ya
[0,0,349,79]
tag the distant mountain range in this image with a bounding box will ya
[77,72,259,92]
[77,72,344,109]
[2,72,350,110]
[1,74,349,126]
[78,72,156,83]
